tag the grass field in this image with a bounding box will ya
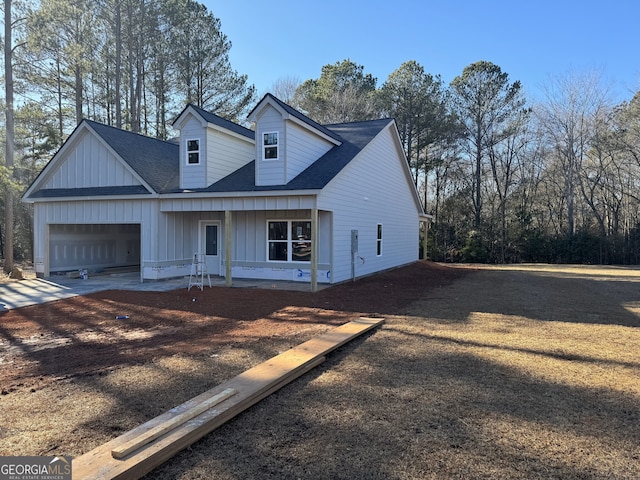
[1,263,639,479]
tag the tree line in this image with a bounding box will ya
[282,60,640,265]
[3,0,640,270]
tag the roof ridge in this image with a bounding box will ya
[251,94,343,143]
[182,103,255,139]
[324,117,394,128]
[83,119,175,146]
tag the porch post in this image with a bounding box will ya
[225,210,232,286]
[311,208,318,292]
[44,222,50,277]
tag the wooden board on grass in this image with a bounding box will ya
[72,317,384,480]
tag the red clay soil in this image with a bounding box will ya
[0,262,466,396]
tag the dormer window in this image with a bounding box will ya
[187,139,200,164]
[263,132,279,160]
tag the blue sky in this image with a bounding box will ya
[203,0,640,103]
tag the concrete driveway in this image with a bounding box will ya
[0,272,322,311]
[0,274,189,311]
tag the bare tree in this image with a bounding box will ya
[537,69,612,239]
[269,75,301,104]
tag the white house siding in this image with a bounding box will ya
[254,107,286,186]
[160,195,316,213]
[285,122,334,182]
[229,209,331,282]
[206,128,254,186]
[44,131,139,189]
[179,115,207,189]
[318,126,420,283]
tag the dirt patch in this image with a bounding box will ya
[0,262,459,394]
[1,262,639,479]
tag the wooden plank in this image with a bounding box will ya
[111,388,237,459]
[72,317,384,480]
[73,356,326,480]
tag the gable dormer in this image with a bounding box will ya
[173,105,255,190]
[247,94,342,187]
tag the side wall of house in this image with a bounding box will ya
[318,126,421,283]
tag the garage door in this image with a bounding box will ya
[49,224,141,273]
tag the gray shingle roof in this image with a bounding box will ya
[27,102,392,198]
[201,118,393,192]
[85,120,179,192]
[177,104,255,140]
[249,94,343,143]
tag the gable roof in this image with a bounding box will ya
[23,120,179,200]
[248,94,342,145]
[197,118,393,193]
[25,100,399,199]
[84,120,179,192]
[173,104,255,140]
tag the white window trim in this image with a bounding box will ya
[186,138,201,165]
[267,219,312,262]
[262,131,279,161]
[377,223,383,256]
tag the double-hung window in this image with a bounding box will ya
[187,139,200,164]
[268,220,311,262]
[377,224,383,256]
[263,132,279,160]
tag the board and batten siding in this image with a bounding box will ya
[180,116,207,189]
[285,121,334,182]
[318,125,421,283]
[255,107,286,186]
[44,131,140,189]
[230,210,329,264]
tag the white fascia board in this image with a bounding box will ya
[385,120,426,215]
[173,105,208,130]
[22,123,92,200]
[249,97,341,146]
[83,123,158,194]
[159,189,322,200]
[25,193,159,203]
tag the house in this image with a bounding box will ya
[23,94,429,291]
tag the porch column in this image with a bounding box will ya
[422,221,428,260]
[311,208,318,292]
[225,210,232,286]
[44,223,50,277]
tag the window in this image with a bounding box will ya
[268,220,312,262]
[377,224,383,256]
[187,139,200,164]
[263,132,279,160]
[205,225,218,256]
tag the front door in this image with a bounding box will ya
[200,221,220,275]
